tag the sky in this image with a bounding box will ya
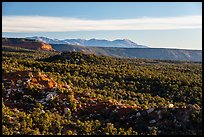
[2,2,202,50]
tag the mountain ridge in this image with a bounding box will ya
[51,44,202,62]
[26,36,149,48]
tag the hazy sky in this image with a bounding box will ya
[2,2,202,50]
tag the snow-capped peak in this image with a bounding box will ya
[25,36,149,48]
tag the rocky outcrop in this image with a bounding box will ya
[2,71,74,112]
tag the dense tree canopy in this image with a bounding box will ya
[2,46,202,135]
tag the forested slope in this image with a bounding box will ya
[2,45,202,135]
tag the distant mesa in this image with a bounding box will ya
[2,37,54,51]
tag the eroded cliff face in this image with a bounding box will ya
[41,43,53,51]
[2,38,54,51]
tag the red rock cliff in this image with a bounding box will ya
[2,38,54,51]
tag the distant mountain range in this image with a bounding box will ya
[2,37,202,62]
[26,36,149,48]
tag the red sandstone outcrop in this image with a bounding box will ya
[2,38,54,51]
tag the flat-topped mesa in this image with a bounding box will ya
[2,37,54,51]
